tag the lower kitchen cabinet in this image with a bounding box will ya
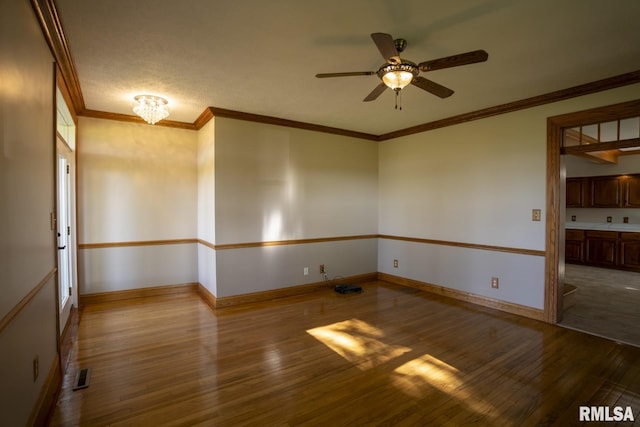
[620,232,640,270]
[565,229,585,263]
[567,229,640,271]
[585,230,618,267]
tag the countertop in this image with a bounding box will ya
[565,222,640,232]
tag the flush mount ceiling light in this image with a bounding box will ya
[132,95,169,124]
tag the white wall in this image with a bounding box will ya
[378,84,640,310]
[77,118,198,293]
[213,118,379,297]
[0,0,58,424]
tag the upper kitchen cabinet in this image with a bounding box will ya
[624,175,640,207]
[590,175,622,208]
[567,174,640,208]
[566,177,588,208]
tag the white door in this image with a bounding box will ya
[57,141,75,332]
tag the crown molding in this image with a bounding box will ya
[80,109,198,130]
[377,70,640,141]
[205,107,379,140]
[31,0,85,114]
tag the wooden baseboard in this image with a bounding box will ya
[29,353,61,427]
[378,272,545,322]
[214,273,378,308]
[80,283,199,306]
[59,307,79,374]
[197,284,217,310]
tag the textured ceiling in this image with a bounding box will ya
[55,0,640,135]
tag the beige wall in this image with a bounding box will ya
[0,0,58,424]
[213,118,379,296]
[214,118,379,243]
[378,83,640,309]
[77,117,198,293]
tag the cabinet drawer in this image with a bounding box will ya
[620,232,640,240]
[566,229,584,240]
[585,230,617,239]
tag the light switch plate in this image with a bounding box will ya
[532,209,541,221]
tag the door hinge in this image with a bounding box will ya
[66,164,70,174]
[69,286,72,296]
[67,226,71,235]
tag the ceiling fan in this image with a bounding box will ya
[316,33,488,108]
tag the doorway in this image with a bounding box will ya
[56,86,78,334]
[56,142,74,330]
[545,99,640,345]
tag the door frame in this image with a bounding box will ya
[544,99,640,323]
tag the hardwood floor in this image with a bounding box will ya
[562,264,640,347]
[49,282,640,426]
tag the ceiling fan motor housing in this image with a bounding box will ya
[394,38,407,53]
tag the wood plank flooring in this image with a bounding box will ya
[49,282,640,426]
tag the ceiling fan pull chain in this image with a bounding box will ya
[394,89,403,110]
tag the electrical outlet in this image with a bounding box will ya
[491,277,499,289]
[33,355,39,382]
[393,259,398,268]
[319,264,326,274]
[607,216,612,223]
[303,267,309,276]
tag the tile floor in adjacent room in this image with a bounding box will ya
[561,264,640,347]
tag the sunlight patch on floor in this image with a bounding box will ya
[307,319,411,371]
[392,354,505,424]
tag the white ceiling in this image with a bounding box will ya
[55,0,640,135]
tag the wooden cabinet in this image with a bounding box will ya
[620,232,640,269]
[567,174,640,208]
[624,175,640,207]
[568,228,640,271]
[566,178,587,208]
[565,229,585,263]
[585,230,618,267]
[590,176,622,208]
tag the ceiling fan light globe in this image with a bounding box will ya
[382,70,414,90]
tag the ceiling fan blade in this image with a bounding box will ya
[371,33,400,64]
[418,50,488,72]
[363,82,388,102]
[316,71,376,78]
[411,76,454,98]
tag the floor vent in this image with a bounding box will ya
[72,368,91,391]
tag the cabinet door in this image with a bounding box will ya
[565,229,585,263]
[591,176,621,208]
[620,233,640,270]
[585,231,617,266]
[565,240,584,263]
[566,178,586,208]
[624,175,640,208]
